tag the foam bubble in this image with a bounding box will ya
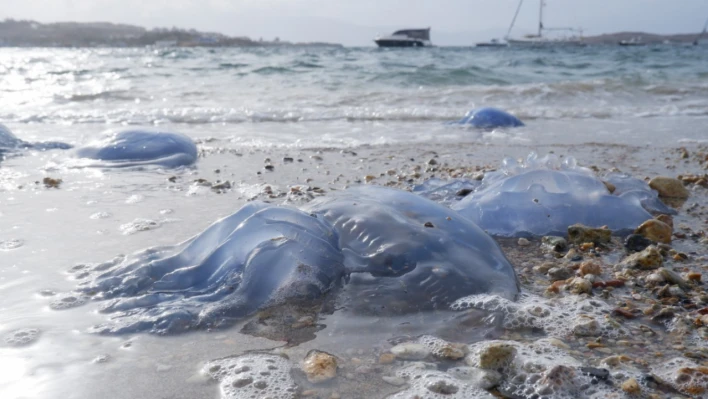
[3,328,40,347]
[390,362,495,398]
[204,353,298,399]
[90,212,112,220]
[652,357,708,397]
[451,292,627,339]
[50,294,88,310]
[119,218,160,235]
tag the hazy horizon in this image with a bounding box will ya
[1,0,706,46]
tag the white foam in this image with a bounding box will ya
[204,353,298,399]
[451,292,627,339]
[389,362,495,399]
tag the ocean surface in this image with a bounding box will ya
[1,45,708,399]
[1,45,707,147]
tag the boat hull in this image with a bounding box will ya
[374,39,427,47]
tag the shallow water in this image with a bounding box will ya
[1,45,708,399]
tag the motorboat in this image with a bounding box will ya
[475,38,508,47]
[618,37,645,46]
[374,28,432,47]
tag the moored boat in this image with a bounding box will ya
[374,28,432,47]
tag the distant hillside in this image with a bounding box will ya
[582,31,704,45]
[0,19,343,48]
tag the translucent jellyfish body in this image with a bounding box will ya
[77,202,345,334]
[451,154,654,237]
[74,129,197,168]
[72,187,519,333]
[0,123,72,156]
[449,107,524,129]
[304,185,519,313]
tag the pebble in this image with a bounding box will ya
[658,268,689,289]
[476,343,516,370]
[620,245,663,270]
[302,350,338,383]
[648,176,689,199]
[568,277,593,294]
[567,224,611,245]
[548,267,573,281]
[43,177,62,188]
[382,376,406,386]
[378,353,396,364]
[517,237,530,246]
[542,236,568,252]
[579,261,602,276]
[624,234,653,252]
[635,219,672,244]
[573,317,601,337]
[621,377,641,394]
[390,343,430,360]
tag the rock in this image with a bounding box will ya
[390,343,430,361]
[542,236,568,252]
[378,353,396,364]
[568,277,593,295]
[517,237,530,246]
[649,176,689,199]
[477,343,516,370]
[673,367,708,396]
[579,367,610,381]
[658,268,689,289]
[635,219,672,244]
[43,177,62,188]
[211,181,231,191]
[621,377,641,394]
[548,267,573,281]
[573,317,601,337]
[567,224,611,245]
[302,350,338,383]
[426,379,459,394]
[534,262,556,274]
[624,234,653,252]
[579,261,602,276]
[382,376,406,386]
[655,214,674,229]
[447,367,502,390]
[620,245,663,270]
[602,180,616,193]
[436,343,467,360]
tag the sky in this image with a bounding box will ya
[1,0,706,46]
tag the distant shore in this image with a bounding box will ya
[0,19,704,48]
[0,19,343,48]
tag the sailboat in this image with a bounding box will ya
[693,17,708,45]
[505,0,585,47]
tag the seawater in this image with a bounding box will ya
[0,45,707,399]
[1,45,707,147]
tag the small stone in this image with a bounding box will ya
[621,377,641,394]
[283,157,294,163]
[436,344,467,360]
[602,180,616,193]
[448,367,501,390]
[658,268,689,288]
[688,272,702,282]
[579,261,602,276]
[390,343,430,360]
[302,350,338,383]
[567,224,611,245]
[365,175,375,182]
[427,158,438,165]
[548,267,573,281]
[534,262,555,274]
[542,236,568,252]
[649,176,689,199]
[382,376,406,386]
[517,237,530,246]
[573,317,601,337]
[424,221,435,228]
[579,367,610,381]
[568,277,593,295]
[264,165,274,171]
[378,353,396,364]
[635,219,672,244]
[43,177,62,188]
[620,245,663,270]
[477,343,516,370]
[624,234,653,252]
[655,214,674,229]
[426,379,459,394]
[211,181,231,191]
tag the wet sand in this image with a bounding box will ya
[1,139,707,398]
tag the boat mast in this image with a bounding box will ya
[538,0,545,37]
[505,0,524,40]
